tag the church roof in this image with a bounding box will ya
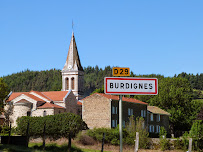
[42,91,69,101]
[37,102,65,109]
[7,90,71,102]
[62,32,83,72]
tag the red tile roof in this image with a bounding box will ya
[77,101,82,106]
[30,91,51,101]
[42,91,69,101]
[7,92,46,102]
[7,91,69,102]
[7,92,27,101]
[37,102,65,109]
[83,93,148,105]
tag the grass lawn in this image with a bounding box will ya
[0,143,111,152]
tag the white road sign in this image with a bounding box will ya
[104,77,158,95]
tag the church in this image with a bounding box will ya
[4,32,84,127]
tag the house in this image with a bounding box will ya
[4,32,84,127]
[82,93,148,129]
[147,106,171,134]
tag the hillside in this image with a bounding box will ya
[2,66,203,97]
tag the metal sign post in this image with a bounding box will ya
[119,95,123,152]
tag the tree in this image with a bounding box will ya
[149,77,200,134]
[0,78,9,109]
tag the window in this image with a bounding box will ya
[71,77,75,90]
[128,108,133,116]
[112,106,117,114]
[156,125,160,133]
[150,113,153,121]
[141,110,146,117]
[141,110,143,117]
[112,119,117,128]
[157,114,160,122]
[123,121,125,128]
[112,120,115,128]
[149,125,154,133]
[66,78,69,90]
[43,110,47,117]
[143,110,146,117]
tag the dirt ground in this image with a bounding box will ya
[30,138,185,152]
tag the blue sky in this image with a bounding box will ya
[0,0,202,77]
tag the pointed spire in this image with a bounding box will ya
[62,32,83,72]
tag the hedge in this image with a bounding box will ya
[16,113,83,139]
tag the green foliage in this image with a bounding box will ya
[149,77,200,133]
[87,117,149,148]
[159,126,170,151]
[159,126,167,138]
[125,116,149,148]
[16,113,83,139]
[0,78,9,108]
[182,131,189,151]
[84,66,112,96]
[189,120,203,150]
[3,69,62,92]
[159,137,170,151]
[87,127,127,145]
[0,125,10,136]
[178,72,203,90]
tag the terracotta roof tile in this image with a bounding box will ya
[83,93,148,105]
[42,91,69,101]
[7,92,27,101]
[37,102,65,109]
[147,106,171,116]
[77,101,82,105]
[7,92,46,102]
[30,91,51,101]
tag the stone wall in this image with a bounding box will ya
[32,109,54,117]
[10,103,32,127]
[82,94,111,129]
[65,91,79,115]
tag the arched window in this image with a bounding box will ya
[71,77,75,90]
[66,78,69,90]
[43,110,47,117]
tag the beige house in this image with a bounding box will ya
[82,93,148,129]
[4,32,84,127]
[147,106,171,134]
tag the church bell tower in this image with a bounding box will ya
[61,32,84,100]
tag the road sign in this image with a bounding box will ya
[112,67,130,76]
[104,77,158,95]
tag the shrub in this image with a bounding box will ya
[189,120,203,151]
[173,138,184,150]
[126,116,149,148]
[76,132,95,145]
[159,127,170,151]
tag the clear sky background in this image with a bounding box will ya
[0,0,202,77]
